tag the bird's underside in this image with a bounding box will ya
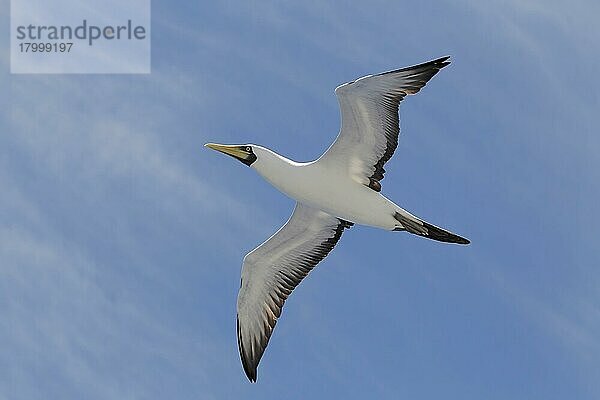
[210,56,471,382]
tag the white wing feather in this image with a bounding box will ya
[319,56,451,192]
[236,203,352,381]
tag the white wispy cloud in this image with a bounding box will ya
[0,44,270,399]
[0,221,222,399]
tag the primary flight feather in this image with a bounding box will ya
[205,56,469,382]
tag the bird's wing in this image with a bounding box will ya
[318,56,451,192]
[236,203,353,382]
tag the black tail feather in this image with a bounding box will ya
[393,212,469,245]
[421,221,470,244]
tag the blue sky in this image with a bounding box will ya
[1,0,599,398]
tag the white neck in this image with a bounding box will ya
[250,146,311,197]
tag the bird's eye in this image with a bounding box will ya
[246,146,251,152]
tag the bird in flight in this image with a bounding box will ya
[205,56,469,382]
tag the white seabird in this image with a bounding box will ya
[205,56,469,382]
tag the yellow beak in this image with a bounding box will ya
[204,143,256,166]
[204,143,248,158]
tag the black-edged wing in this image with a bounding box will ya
[236,203,353,382]
[319,56,451,192]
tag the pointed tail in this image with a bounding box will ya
[393,211,470,245]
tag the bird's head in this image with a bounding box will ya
[204,143,258,166]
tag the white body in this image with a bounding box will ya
[252,146,410,230]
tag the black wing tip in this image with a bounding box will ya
[237,316,259,383]
[403,55,451,71]
[241,354,259,383]
[377,55,452,77]
[245,369,258,383]
[241,354,258,382]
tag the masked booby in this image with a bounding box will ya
[205,56,469,382]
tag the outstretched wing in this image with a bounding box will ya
[319,56,451,192]
[237,203,353,382]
